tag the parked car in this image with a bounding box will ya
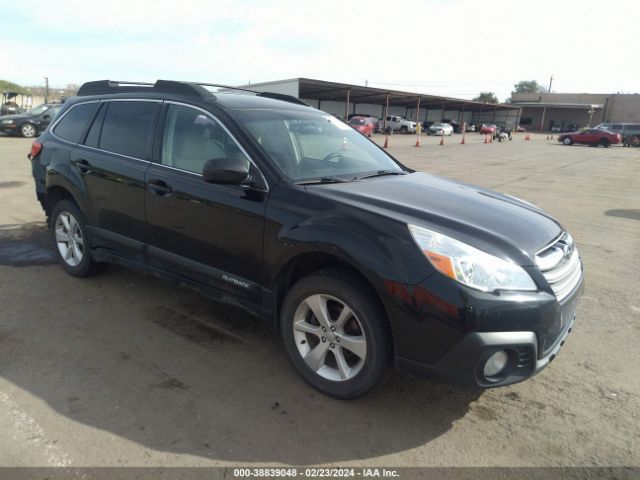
[422,120,434,131]
[348,116,375,137]
[30,79,584,399]
[441,119,461,133]
[552,123,579,133]
[379,115,416,134]
[348,113,376,121]
[465,123,476,132]
[558,129,621,147]
[427,122,454,136]
[0,103,63,137]
[480,124,497,135]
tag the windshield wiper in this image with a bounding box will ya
[296,176,352,185]
[355,170,408,180]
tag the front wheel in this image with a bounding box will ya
[400,126,408,134]
[599,138,610,147]
[563,137,573,145]
[20,123,37,138]
[280,269,391,399]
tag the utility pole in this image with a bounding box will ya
[548,75,553,93]
[44,76,50,103]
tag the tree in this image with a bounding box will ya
[473,91,499,104]
[513,80,547,94]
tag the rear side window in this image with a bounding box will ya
[84,103,107,148]
[53,103,99,143]
[99,101,158,159]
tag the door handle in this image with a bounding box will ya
[148,179,172,196]
[73,158,92,174]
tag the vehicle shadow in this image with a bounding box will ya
[0,226,482,464]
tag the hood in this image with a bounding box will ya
[310,172,562,265]
[0,112,30,121]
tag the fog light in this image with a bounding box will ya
[484,350,509,378]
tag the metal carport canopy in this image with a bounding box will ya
[297,77,518,112]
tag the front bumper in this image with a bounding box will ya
[392,269,584,388]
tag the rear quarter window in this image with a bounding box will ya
[53,103,99,143]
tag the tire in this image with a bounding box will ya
[400,126,408,134]
[280,269,391,399]
[563,137,573,145]
[50,199,107,277]
[599,138,610,147]
[20,123,37,138]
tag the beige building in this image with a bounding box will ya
[511,92,640,131]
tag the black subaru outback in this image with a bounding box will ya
[29,80,584,399]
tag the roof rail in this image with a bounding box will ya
[77,80,214,99]
[257,91,309,106]
[76,80,310,107]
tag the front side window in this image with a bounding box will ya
[231,109,403,182]
[53,103,99,143]
[161,104,247,174]
[99,101,158,159]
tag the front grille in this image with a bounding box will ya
[536,232,583,302]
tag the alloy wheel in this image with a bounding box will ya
[292,294,367,381]
[55,211,84,267]
[21,124,36,138]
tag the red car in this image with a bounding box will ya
[480,124,497,134]
[558,129,621,147]
[348,116,375,137]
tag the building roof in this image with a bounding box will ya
[248,78,519,112]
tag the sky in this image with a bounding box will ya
[2,0,639,102]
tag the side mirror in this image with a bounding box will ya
[202,157,250,184]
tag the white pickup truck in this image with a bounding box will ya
[377,115,417,134]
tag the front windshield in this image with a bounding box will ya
[231,109,404,182]
[28,105,50,116]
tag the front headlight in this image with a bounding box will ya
[1,120,14,124]
[408,224,537,292]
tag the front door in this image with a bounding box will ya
[145,103,267,304]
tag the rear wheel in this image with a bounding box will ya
[280,269,391,399]
[563,137,573,145]
[50,199,107,277]
[599,138,610,147]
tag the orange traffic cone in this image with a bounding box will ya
[546,135,550,140]
[489,134,493,143]
[484,135,488,144]
[525,133,531,141]
[460,134,465,145]
[439,135,444,146]
[415,136,422,147]
[383,135,389,148]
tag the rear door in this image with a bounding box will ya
[144,102,267,303]
[70,99,160,258]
